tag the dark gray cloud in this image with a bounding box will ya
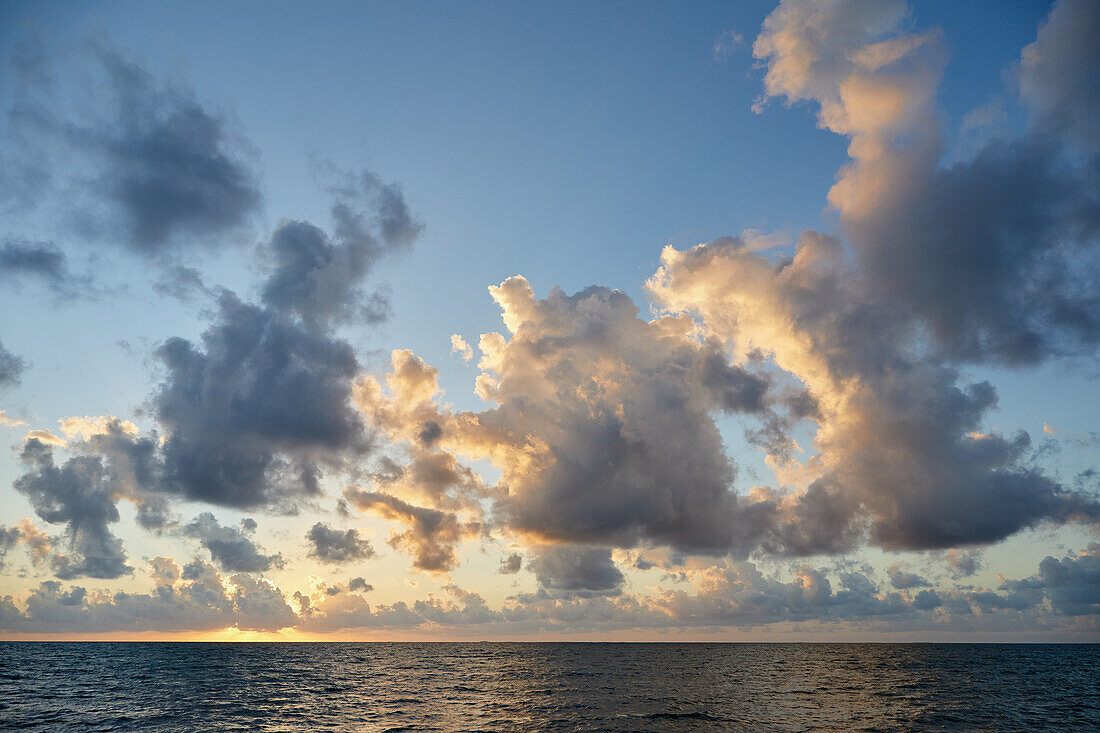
[652,233,1100,556]
[635,0,1095,558]
[886,563,929,590]
[5,163,419,534]
[12,439,131,579]
[1002,544,1100,616]
[3,547,1096,636]
[348,577,373,593]
[528,546,624,598]
[183,512,283,573]
[146,165,419,509]
[0,239,91,298]
[152,289,366,508]
[0,339,26,389]
[360,281,781,558]
[498,553,522,574]
[261,170,422,327]
[0,526,18,568]
[946,549,983,579]
[3,38,261,254]
[848,135,1100,366]
[347,0,1100,567]
[305,522,375,564]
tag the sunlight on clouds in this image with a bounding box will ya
[450,334,474,362]
[58,415,139,441]
[0,410,27,427]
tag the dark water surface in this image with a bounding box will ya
[1,642,1097,731]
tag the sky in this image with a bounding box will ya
[0,0,1097,641]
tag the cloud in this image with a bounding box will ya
[754,0,1100,366]
[344,489,479,573]
[498,552,522,574]
[348,577,373,593]
[3,38,261,254]
[528,546,625,598]
[151,289,366,508]
[649,234,1100,553]
[2,546,1096,636]
[0,339,26,390]
[149,556,180,586]
[886,562,929,589]
[450,334,474,362]
[12,438,132,579]
[152,265,212,303]
[23,429,65,447]
[8,417,178,575]
[183,513,283,573]
[1020,0,1100,152]
[0,239,92,298]
[0,559,296,633]
[58,415,139,442]
[712,29,744,61]
[305,523,375,564]
[356,279,779,557]
[0,410,27,427]
[260,168,421,327]
[147,166,418,509]
[6,166,420,553]
[1002,544,1100,616]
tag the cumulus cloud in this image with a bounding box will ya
[649,234,1099,553]
[0,559,296,633]
[148,556,181,586]
[755,0,1100,365]
[1,545,1095,636]
[23,429,65,447]
[2,0,1097,640]
[7,416,180,581]
[1002,544,1100,616]
[6,168,420,586]
[528,546,625,598]
[58,415,139,442]
[13,438,132,579]
[144,165,419,509]
[348,577,373,593]
[498,552,522,575]
[261,168,422,326]
[450,334,474,362]
[305,523,375,564]
[0,410,27,427]
[356,279,779,557]
[183,513,283,573]
[151,289,366,508]
[3,38,260,254]
[343,489,479,573]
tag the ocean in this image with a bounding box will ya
[1,642,1097,731]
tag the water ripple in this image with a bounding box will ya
[0,642,1097,731]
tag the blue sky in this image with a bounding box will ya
[0,0,1097,639]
